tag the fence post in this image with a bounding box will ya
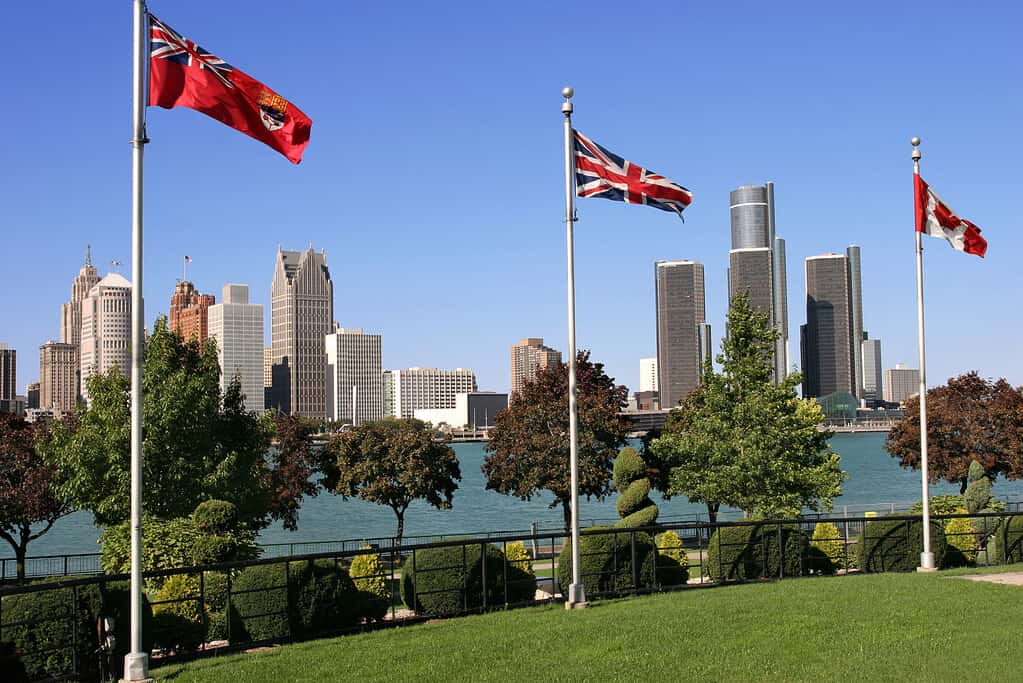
[64,554,68,577]
[530,521,538,560]
[480,541,488,611]
[199,570,207,652]
[226,570,233,644]
[777,523,784,579]
[630,530,639,592]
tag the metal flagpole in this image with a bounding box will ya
[911,136,936,572]
[562,87,586,608]
[125,0,151,679]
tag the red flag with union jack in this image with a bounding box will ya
[573,130,692,219]
[914,175,987,258]
[148,14,312,164]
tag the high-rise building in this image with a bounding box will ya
[728,183,789,383]
[0,344,16,404]
[80,273,132,404]
[270,246,334,417]
[325,325,383,424]
[801,250,863,399]
[639,357,658,393]
[169,281,215,343]
[861,336,883,402]
[27,383,40,410]
[208,284,264,412]
[263,346,272,410]
[60,247,100,400]
[884,364,920,404]
[39,341,78,415]
[510,338,562,397]
[655,259,708,410]
[383,367,477,419]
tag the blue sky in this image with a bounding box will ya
[3,1,1020,396]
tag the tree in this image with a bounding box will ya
[324,418,460,543]
[0,414,72,580]
[885,372,1023,492]
[648,293,845,520]
[265,413,321,531]
[482,350,629,530]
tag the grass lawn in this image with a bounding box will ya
[152,566,1023,682]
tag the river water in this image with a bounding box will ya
[21,433,1023,557]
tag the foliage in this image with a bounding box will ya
[810,521,846,572]
[483,351,629,529]
[324,418,460,543]
[400,543,535,615]
[100,516,202,581]
[944,512,977,565]
[190,500,259,566]
[153,574,206,652]
[885,372,1023,491]
[0,414,72,580]
[349,547,389,621]
[193,500,238,534]
[987,515,1023,564]
[910,494,966,515]
[1,580,153,681]
[649,294,845,520]
[613,447,658,528]
[654,530,690,586]
[502,541,536,582]
[705,523,807,581]
[556,529,659,597]
[229,560,361,643]
[267,414,322,531]
[964,460,994,514]
[858,516,948,572]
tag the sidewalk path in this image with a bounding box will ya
[951,572,1023,586]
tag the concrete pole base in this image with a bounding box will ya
[917,551,938,573]
[120,652,151,683]
[565,600,590,610]
[565,582,588,609]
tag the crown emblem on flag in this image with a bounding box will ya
[257,90,289,131]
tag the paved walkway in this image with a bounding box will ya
[951,571,1023,586]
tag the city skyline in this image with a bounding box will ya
[2,2,1020,397]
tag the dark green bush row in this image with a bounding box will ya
[858,516,948,572]
[987,514,1023,564]
[556,529,689,598]
[705,523,807,581]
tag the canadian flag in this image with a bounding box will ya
[914,175,987,258]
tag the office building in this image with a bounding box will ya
[27,383,40,410]
[728,183,789,383]
[655,259,708,410]
[884,364,920,405]
[264,346,272,410]
[169,281,215,343]
[384,367,477,419]
[0,344,15,405]
[510,338,562,397]
[325,325,383,424]
[861,336,883,402]
[800,247,863,399]
[208,284,264,411]
[39,341,78,415]
[270,246,334,417]
[60,247,100,399]
[639,357,658,393]
[415,391,508,429]
[80,273,132,404]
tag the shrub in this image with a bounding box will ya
[858,516,948,572]
[191,536,258,566]
[152,574,205,652]
[228,560,360,643]
[910,494,965,515]
[613,447,658,529]
[503,541,535,580]
[193,500,238,534]
[349,548,389,621]
[557,529,658,598]
[203,571,230,642]
[987,515,1023,564]
[401,543,535,616]
[943,512,978,566]
[100,516,201,585]
[705,523,807,582]
[1,580,153,681]
[654,531,690,586]
[809,521,846,573]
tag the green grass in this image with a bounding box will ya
[152,566,1023,682]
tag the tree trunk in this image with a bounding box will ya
[707,502,719,524]
[16,546,26,582]
[561,498,572,532]
[395,510,405,545]
[959,478,968,494]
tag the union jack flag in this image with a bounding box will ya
[573,130,692,219]
[150,14,234,89]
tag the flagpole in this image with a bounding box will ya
[125,0,151,680]
[562,86,586,608]
[912,136,936,572]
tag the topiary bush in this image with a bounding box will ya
[858,516,948,572]
[944,512,978,566]
[502,541,538,598]
[705,523,807,582]
[809,521,846,573]
[152,574,205,652]
[190,500,259,566]
[654,530,689,586]
[400,543,535,616]
[1,580,153,682]
[556,528,658,598]
[612,447,658,529]
[349,547,389,621]
[100,516,201,586]
[203,571,230,642]
[193,499,239,534]
[987,515,1023,564]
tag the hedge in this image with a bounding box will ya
[857,516,948,572]
[987,515,1023,564]
[349,548,389,622]
[556,529,658,598]
[152,574,206,653]
[400,543,535,616]
[705,523,807,581]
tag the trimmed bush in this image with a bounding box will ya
[349,547,389,621]
[193,499,238,534]
[152,574,205,652]
[810,521,846,573]
[944,512,977,566]
[705,523,807,582]
[988,515,1023,564]
[100,516,201,585]
[654,531,690,586]
[612,447,658,529]
[203,571,230,642]
[1,580,153,681]
[910,494,966,516]
[858,516,948,572]
[400,543,535,616]
[229,560,360,643]
[557,529,658,597]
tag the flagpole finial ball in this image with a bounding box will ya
[911,136,921,147]
[562,87,574,100]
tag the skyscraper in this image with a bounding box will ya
[639,357,658,393]
[325,325,383,424]
[208,284,264,411]
[0,344,15,404]
[861,336,883,402]
[60,246,100,399]
[801,250,863,399]
[655,259,707,410]
[728,183,789,383]
[270,246,333,417]
[510,338,562,397]
[383,367,477,418]
[80,273,132,405]
[39,341,77,415]
[169,281,215,343]
[846,245,864,396]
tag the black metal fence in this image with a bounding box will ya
[4,511,1023,681]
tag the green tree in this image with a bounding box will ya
[324,418,460,543]
[885,372,1023,492]
[648,293,845,520]
[482,351,629,530]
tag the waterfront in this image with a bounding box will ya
[20,432,1023,557]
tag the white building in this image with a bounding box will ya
[208,284,264,412]
[383,367,477,419]
[325,325,383,424]
[80,273,132,405]
[415,392,508,429]
[639,357,658,393]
